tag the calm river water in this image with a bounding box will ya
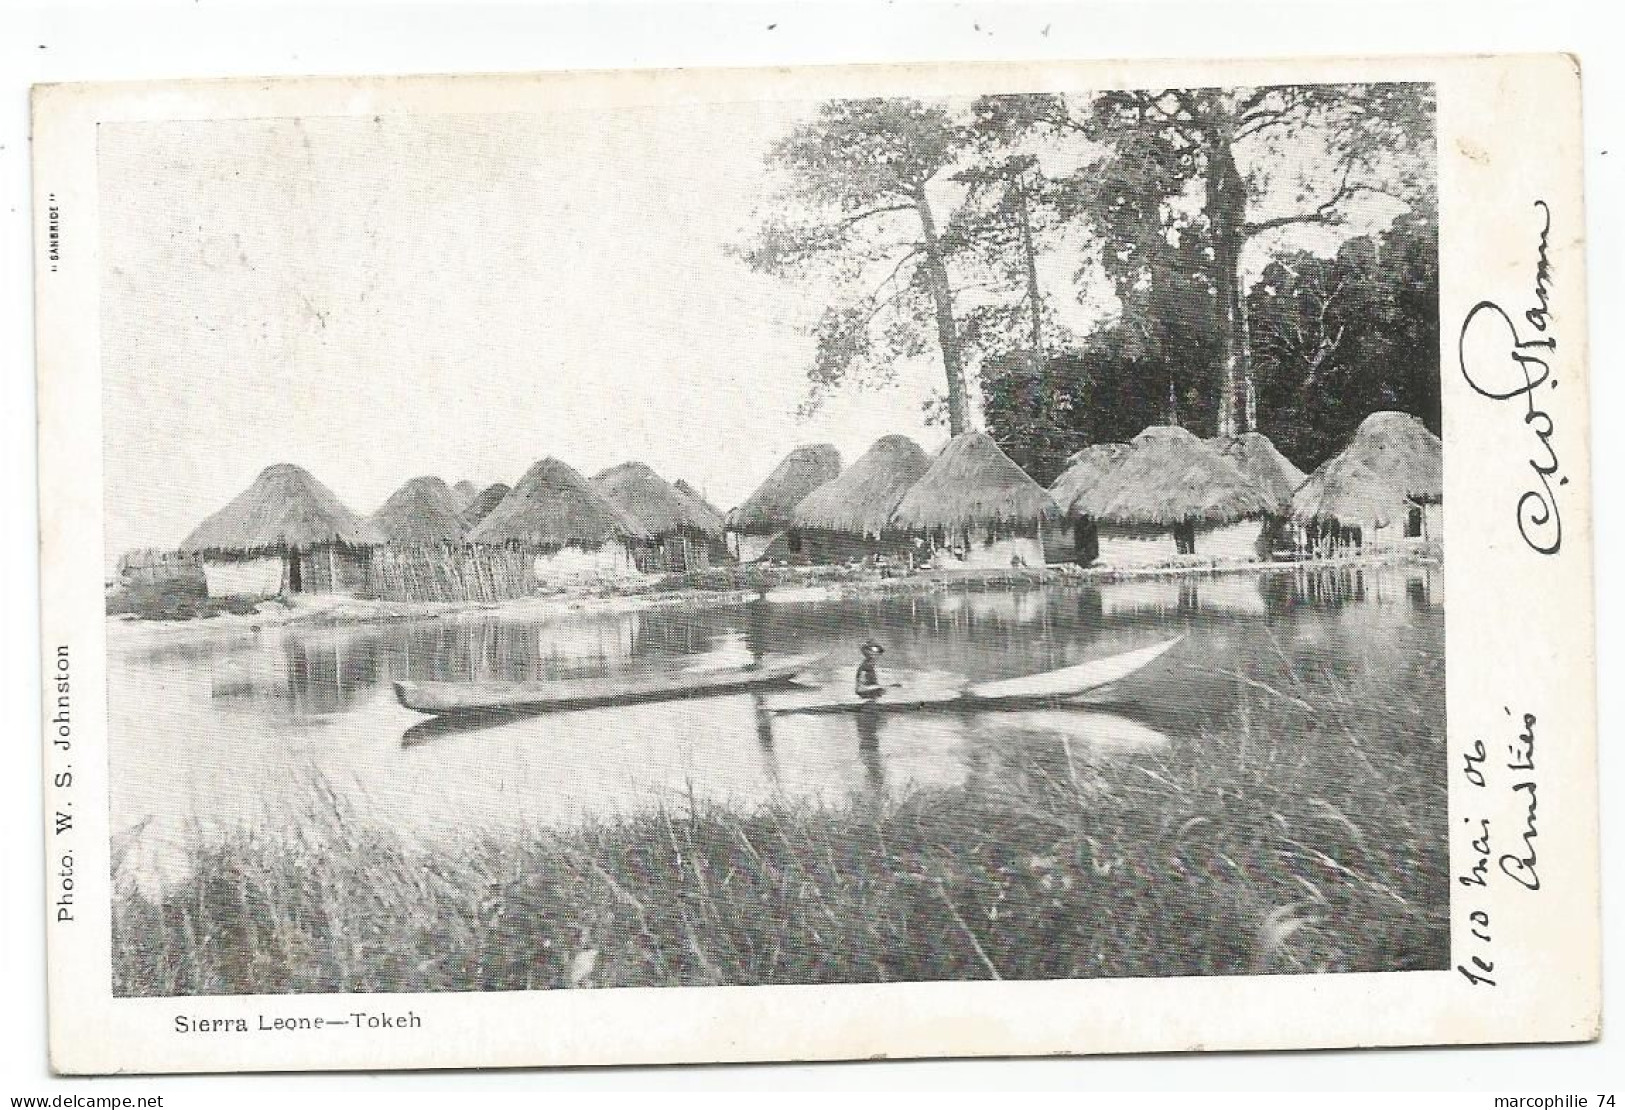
[108,565,1444,890]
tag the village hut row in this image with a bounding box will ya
[1044,411,1441,564]
[182,456,729,602]
[173,409,1441,602]
[726,427,1300,570]
[729,432,1061,570]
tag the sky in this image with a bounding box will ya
[98,94,1410,562]
[100,102,978,561]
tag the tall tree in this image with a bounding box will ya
[1077,84,1435,435]
[737,100,977,434]
[944,148,1077,455]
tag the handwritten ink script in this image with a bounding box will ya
[1458,200,1566,555]
[1456,708,1542,987]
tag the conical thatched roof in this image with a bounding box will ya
[727,444,842,534]
[791,435,931,538]
[1290,411,1442,526]
[1076,425,1277,527]
[1050,443,1133,517]
[1213,432,1307,514]
[1339,411,1442,503]
[591,462,724,539]
[469,458,649,548]
[891,432,1058,532]
[673,479,726,536]
[1292,457,1407,528]
[462,483,510,528]
[181,463,382,554]
[370,476,469,545]
[451,480,480,510]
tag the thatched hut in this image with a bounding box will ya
[461,482,510,529]
[180,463,382,599]
[468,457,649,581]
[1075,425,1278,566]
[726,444,842,563]
[450,480,480,511]
[673,479,727,537]
[370,476,469,546]
[789,435,931,564]
[366,476,478,603]
[591,461,727,573]
[1212,432,1307,515]
[1209,431,1308,557]
[891,432,1058,569]
[1046,442,1133,565]
[1292,412,1443,553]
[1292,458,1409,555]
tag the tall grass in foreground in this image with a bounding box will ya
[113,648,1447,994]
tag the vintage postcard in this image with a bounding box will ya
[33,53,1597,1074]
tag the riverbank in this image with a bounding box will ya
[110,645,1448,994]
[106,547,1442,631]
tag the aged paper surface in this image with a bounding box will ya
[33,53,1596,1074]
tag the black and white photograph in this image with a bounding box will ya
[26,50,1599,1075]
[99,78,1447,994]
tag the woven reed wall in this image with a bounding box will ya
[116,549,205,586]
[370,545,540,603]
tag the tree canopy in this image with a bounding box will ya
[738,83,1437,479]
[736,99,976,433]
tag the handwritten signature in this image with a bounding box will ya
[1457,200,1565,555]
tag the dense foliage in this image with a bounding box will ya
[740,84,1437,477]
[1250,209,1441,467]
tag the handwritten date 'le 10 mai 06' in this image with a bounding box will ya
[1456,709,1541,988]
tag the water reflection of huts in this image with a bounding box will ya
[725,443,842,562]
[1293,412,1443,554]
[1097,575,1267,618]
[207,629,382,716]
[389,606,722,683]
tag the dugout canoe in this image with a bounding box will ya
[774,636,1183,716]
[394,653,824,717]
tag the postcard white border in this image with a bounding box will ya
[33,52,1598,1075]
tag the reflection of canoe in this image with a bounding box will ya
[991,710,1172,750]
[775,636,1183,716]
[394,653,824,717]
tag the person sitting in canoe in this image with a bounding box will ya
[855,638,898,700]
